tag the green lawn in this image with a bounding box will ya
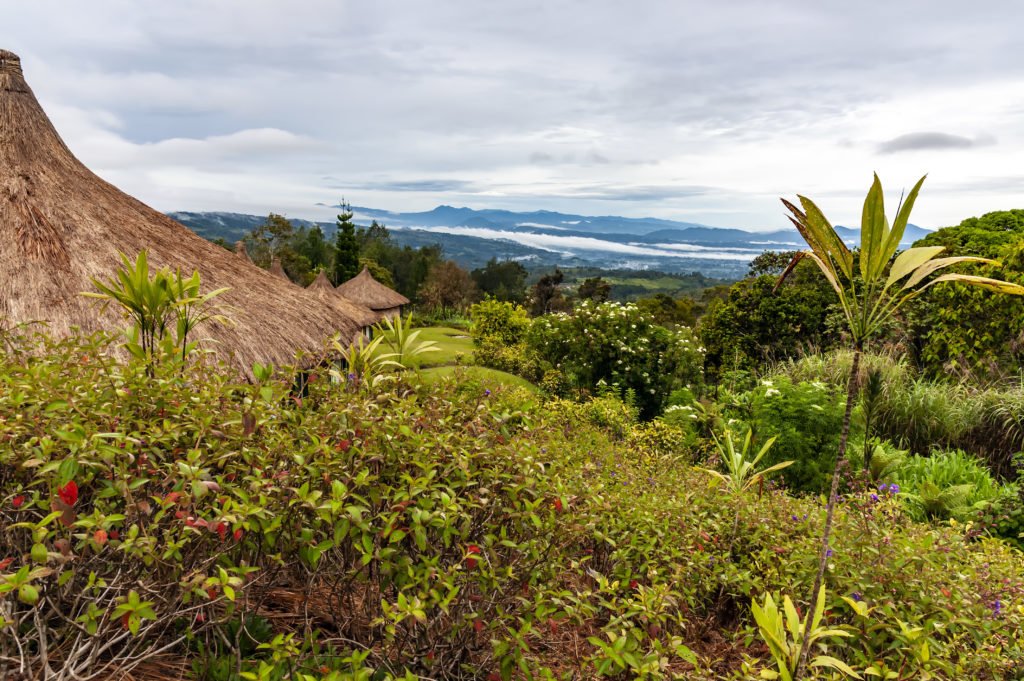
[375,326,537,391]
[418,365,540,392]
[374,326,474,369]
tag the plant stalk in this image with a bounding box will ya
[794,347,860,679]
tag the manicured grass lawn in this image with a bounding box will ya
[374,326,475,369]
[418,365,540,392]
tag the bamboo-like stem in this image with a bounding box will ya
[794,347,861,679]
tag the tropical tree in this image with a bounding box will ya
[779,174,1024,678]
[333,200,360,284]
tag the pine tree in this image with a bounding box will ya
[333,200,360,285]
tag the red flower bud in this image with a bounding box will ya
[57,481,78,506]
[94,529,108,546]
[337,439,352,452]
[233,529,243,542]
[12,495,25,509]
[216,522,228,541]
[553,498,564,512]
[629,579,639,590]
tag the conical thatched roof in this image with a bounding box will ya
[336,266,409,311]
[268,257,290,281]
[307,271,380,327]
[0,50,361,371]
[234,240,251,261]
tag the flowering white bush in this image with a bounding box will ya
[527,301,704,417]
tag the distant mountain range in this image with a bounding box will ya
[169,205,933,280]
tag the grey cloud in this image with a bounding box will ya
[5,0,1024,227]
[878,132,996,154]
[344,179,478,193]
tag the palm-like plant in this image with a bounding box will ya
[376,313,440,369]
[779,174,1024,678]
[701,429,787,494]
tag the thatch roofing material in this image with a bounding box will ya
[268,257,290,281]
[336,266,410,311]
[0,50,362,371]
[307,271,380,328]
[234,240,250,261]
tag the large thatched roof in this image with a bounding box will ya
[307,271,380,328]
[0,50,362,371]
[336,266,410,311]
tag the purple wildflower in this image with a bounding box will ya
[851,592,863,602]
[888,483,900,495]
[870,494,880,502]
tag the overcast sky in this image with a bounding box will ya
[5,1,1024,230]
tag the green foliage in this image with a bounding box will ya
[577,276,612,302]
[417,260,479,315]
[84,251,229,370]
[528,268,569,316]
[634,293,700,328]
[470,258,528,304]
[699,262,837,381]
[333,201,360,284]
[375,313,441,368]
[470,299,531,347]
[469,300,541,380]
[3,327,1024,678]
[528,301,705,418]
[750,586,860,681]
[889,449,1008,521]
[779,351,1024,478]
[721,377,845,494]
[700,429,788,495]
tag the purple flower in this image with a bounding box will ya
[870,494,880,502]
[825,548,833,558]
[991,599,1003,616]
[484,389,491,397]
[791,515,798,522]
[878,483,888,492]
[850,592,863,602]
[888,483,900,495]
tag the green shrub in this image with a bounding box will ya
[2,330,1023,678]
[889,449,1010,522]
[528,301,704,418]
[721,377,845,494]
[469,298,530,347]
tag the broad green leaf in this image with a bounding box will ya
[810,655,862,679]
[860,173,887,279]
[883,174,927,263]
[919,273,1024,296]
[903,256,1000,290]
[885,246,944,290]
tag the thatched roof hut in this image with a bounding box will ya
[307,271,380,328]
[336,266,410,320]
[268,257,290,281]
[0,49,362,371]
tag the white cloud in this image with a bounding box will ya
[5,0,1024,229]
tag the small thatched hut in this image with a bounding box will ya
[307,271,380,331]
[0,49,362,372]
[268,257,290,282]
[336,266,410,320]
